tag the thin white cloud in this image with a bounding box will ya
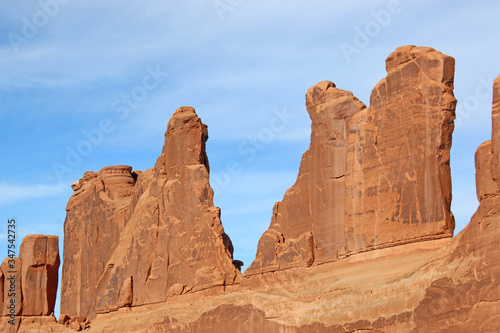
[0,182,66,206]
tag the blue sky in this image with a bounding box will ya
[1,0,499,316]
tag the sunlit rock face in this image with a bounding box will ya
[19,48,500,333]
[61,106,240,320]
[247,45,456,276]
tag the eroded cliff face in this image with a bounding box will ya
[9,47,500,333]
[0,235,60,333]
[247,45,456,276]
[411,74,500,332]
[78,72,498,333]
[60,106,241,320]
[61,165,138,319]
[246,82,367,275]
[345,46,456,252]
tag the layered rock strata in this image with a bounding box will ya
[247,45,456,275]
[61,106,241,320]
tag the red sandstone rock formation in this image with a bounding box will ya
[247,45,456,275]
[79,70,496,333]
[411,74,500,332]
[19,235,59,316]
[345,46,456,252]
[61,106,241,320]
[10,47,500,333]
[246,82,366,275]
[61,165,138,319]
[1,258,22,317]
[0,235,59,332]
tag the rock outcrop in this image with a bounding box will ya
[1,257,22,329]
[70,63,497,333]
[9,46,500,333]
[345,46,456,252]
[0,235,59,332]
[60,106,241,320]
[411,74,500,332]
[246,82,367,275]
[61,165,137,319]
[247,45,456,275]
[19,235,60,316]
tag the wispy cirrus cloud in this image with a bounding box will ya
[0,182,66,206]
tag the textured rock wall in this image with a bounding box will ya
[61,106,241,320]
[246,83,366,274]
[247,45,456,275]
[17,48,499,333]
[0,235,59,333]
[411,74,500,333]
[94,107,240,314]
[61,165,139,319]
[345,45,456,252]
[1,258,22,317]
[88,74,499,332]
[19,235,59,316]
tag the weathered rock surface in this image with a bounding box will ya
[51,66,498,333]
[13,47,500,333]
[61,106,241,320]
[0,235,60,333]
[247,82,366,275]
[61,166,137,319]
[19,235,59,316]
[1,257,22,317]
[411,74,500,333]
[247,45,456,275]
[345,46,456,252]
[475,140,498,201]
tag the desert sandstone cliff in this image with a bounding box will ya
[247,46,456,275]
[61,106,241,320]
[5,46,500,332]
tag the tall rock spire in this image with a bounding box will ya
[61,107,240,319]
